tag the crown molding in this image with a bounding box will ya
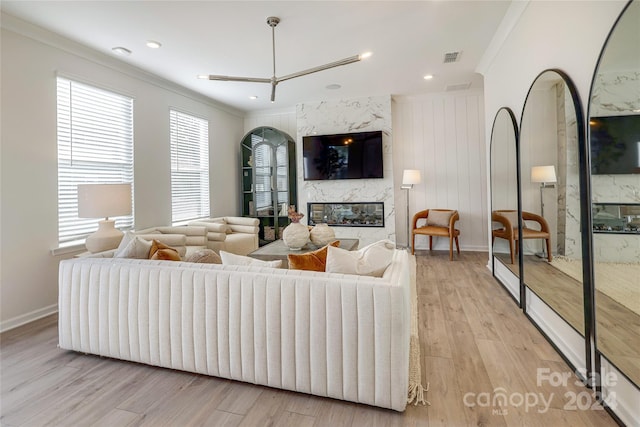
[475,0,530,75]
[1,12,244,118]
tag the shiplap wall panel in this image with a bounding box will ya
[393,90,488,251]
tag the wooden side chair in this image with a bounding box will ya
[411,209,460,260]
[492,209,552,263]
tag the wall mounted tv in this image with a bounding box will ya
[590,115,640,175]
[302,131,383,180]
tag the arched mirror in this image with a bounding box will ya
[589,0,640,395]
[490,107,521,302]
[520,70,586,362]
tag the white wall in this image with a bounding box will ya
[0,25,244,330]
[393,90,487,250]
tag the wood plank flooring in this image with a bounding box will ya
[1,252,618,426]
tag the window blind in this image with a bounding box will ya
[57,77,134,245]
[170,110,210,223]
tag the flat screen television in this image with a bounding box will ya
[302,131,383,180]
[590,115,640,174]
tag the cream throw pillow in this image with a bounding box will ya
[185,249,222,264]
[325,239,395,277]
[426,210,453,227]
[220,250,282,268]
[501,211,520,229]
[114,232,152,259]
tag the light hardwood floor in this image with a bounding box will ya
[496,253,640,386]
[1,252,618,426]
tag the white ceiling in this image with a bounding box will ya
[1,1,512,113]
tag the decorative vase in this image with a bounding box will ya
[282,222,310,250]
[310,223,336,247]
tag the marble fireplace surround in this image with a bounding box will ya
[296,96,395,247]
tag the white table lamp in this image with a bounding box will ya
[401,169,421,251]
[78,183,132,253]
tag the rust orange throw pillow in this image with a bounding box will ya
[288,240,340,272]
[149,239,181,261]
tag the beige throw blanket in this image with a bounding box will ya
[407,254,429,406]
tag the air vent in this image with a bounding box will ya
[443,51,461,63]
[445,82,471,92]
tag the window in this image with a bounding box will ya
[57,77,134,245]
[170,110,209,223]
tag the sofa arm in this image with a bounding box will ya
[188,221,230,237]
[224,216,260,227]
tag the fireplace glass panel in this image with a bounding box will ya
[307,202,384,227]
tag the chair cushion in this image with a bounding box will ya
[288,241,340,272]
[414,225,459,237]
[426,210,453,227]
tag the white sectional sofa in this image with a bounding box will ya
[188,216,259,255]
[58,249,412,411]
[85,217,260,258]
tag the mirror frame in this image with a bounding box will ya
[489,107,522,306]
[518,68,589,381]
[586,0,640,415]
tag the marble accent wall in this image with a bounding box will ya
[296,96,395,246]
[590,71,640,263]
[561,83,582,259]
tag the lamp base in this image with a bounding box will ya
[85,219,124,253]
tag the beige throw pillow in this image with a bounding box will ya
[426,210,454,227]
[114,232,152,259]
[501,211,520,229]
[325,239,395,277]
[185,249,222,264]
[220,250,282,268]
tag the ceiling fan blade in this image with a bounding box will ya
[205,75,271,84]
[277,55,362,83]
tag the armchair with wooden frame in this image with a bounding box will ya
[492,209,552,264]
[411,209,460,261]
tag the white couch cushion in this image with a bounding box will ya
[220,250,282,268]
[325,239,395,277]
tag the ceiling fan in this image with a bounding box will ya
[199,16,371,102]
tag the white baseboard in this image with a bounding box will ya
[601,357,640,426]
[525,288,585,371]
[0,304,58,333]
[494,259,520,302]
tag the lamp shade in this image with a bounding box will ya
[78,183,132,219]
[531,166,557,183]
[402,169,422,185]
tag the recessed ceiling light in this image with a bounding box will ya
[146,40,162,49]
[423,74,434,80]
[112,47,131,56]
[249,95,258,100]
[326,84,342,90]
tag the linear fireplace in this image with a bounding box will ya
[307,202,384,227]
